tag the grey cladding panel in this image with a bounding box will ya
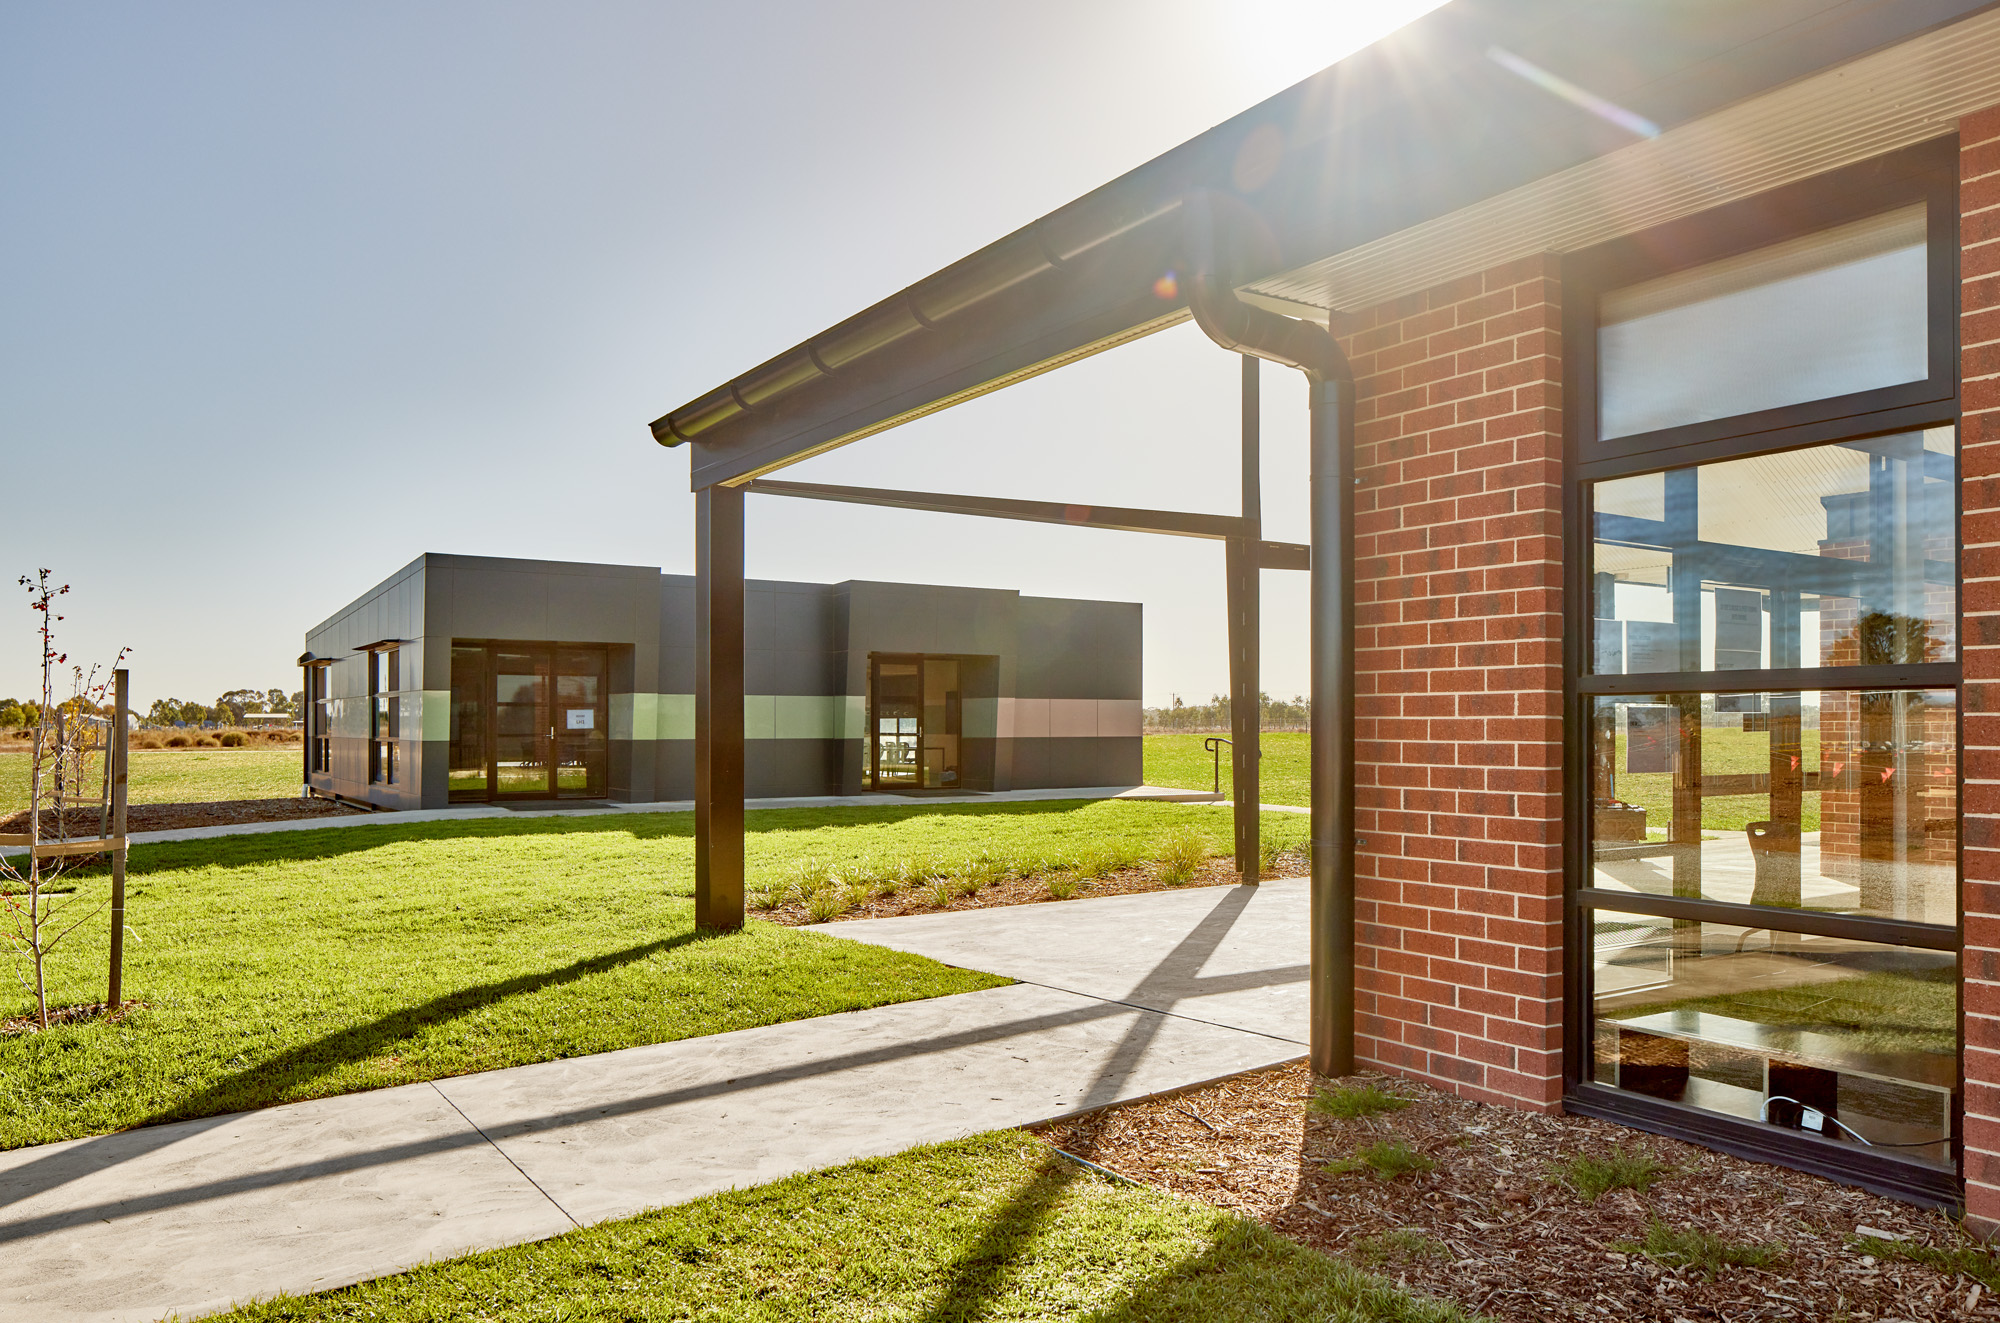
[449,569,552,640]
[547,571,657,644]
[1017,598,1140,699]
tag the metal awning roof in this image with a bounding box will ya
[652,0,1996,491]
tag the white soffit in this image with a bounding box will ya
[1244,7,2000,314]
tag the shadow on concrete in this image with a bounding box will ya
[0,933,705,1226]
[0,993,1145,1243]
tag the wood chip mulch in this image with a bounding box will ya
[1036,1061,1992,1322]
[1,999,147,1036]
[1,798,366,836]
[756,857,1307,926]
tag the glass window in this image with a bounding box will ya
[1598,204,1927,439]
[1590,909,1954,1167]
[1589,691,1957,925]
[450,646,489,796]
[1592,429,1955,674]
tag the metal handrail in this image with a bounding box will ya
[1202,736,1232,795]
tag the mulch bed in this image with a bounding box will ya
[756,857,1306,926]
[1,798,366,836]
[1037,1061,1992,1322]
[1,1000,146,1036]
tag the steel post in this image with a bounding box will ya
[107,668,129,1008]
[1229,356,1262,879]
[695,484,746,930]
[1309,373,1356,1078]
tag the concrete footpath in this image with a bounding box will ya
[0,784,1226,858]
[0,879,1307,1323]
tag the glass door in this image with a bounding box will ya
[493,648,552,797]
[872,658,921,788]
[449,646,490,798]
[554,648,608,797]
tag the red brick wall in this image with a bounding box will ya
[1338,255,1566,1110]
[1960,103,2000,1233]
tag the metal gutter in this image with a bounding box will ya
[1182,189,1357,1079]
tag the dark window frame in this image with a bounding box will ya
[307,662,332,776]
[1570,137,1959,478]
[367,644,399,787]
[1559,136,1964,1206]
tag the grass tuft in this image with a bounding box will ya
[1326,1140,1437,1181]
[1616,1219,1785,1278]
[804,888,848,923]
[1155,828,1209,886]
[1046,873,1082,901]
[1853,1234,2000,1290]
[1310,1082,1412,1120]
[1551,1146,1668,1202]
[1352,1228,1451,1266]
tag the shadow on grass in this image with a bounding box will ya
[141,931,715,1126]
[916,1152,1083,1323]
[914,1146,1464,1323]
[109,798,1191,875]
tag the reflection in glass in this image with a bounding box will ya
[493,651,550,796]
[1590,692,1956,924]
[1592,430,1955,674]
[449,646,489,796]
[1598,204,1927,439]
[554,648,607,797]
[924,658,961,787]
[874,662,921,787]
[1591,910,1954,1166]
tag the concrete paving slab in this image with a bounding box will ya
[0,1081,572,1323]
[808,878,1310,1043]
[438,981,1297,1227]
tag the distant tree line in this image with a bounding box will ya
[140,687,303,727]
[1144,692,1310,732]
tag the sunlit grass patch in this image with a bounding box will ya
[210,1132,1474,1322]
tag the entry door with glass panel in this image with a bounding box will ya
[870,655,963,790]
[493,649,553,796]
[553,648,608,797]
[456,643,610,800]
[872,658,922,788]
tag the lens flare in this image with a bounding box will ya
[1486,46,1660,139]
[1154,270,1179,300]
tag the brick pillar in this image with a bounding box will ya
[1960,104,2000,1233]
[1339,255,1566,1110]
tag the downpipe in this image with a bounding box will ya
[1182,191,1356,1077]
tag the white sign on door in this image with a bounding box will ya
[566,709,594,730]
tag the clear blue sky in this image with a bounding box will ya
[0,0,1447,710]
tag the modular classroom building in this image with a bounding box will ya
[646,1,2000,1221]
[300,553,1141,809]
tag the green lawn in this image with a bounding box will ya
[1144,732,1310,807]
[1,800,1281,1149]
[0,747,301,813]
[214,1131,1469,1323]
[1607,727,1825,834]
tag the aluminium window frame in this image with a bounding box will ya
[366,644,399,787]
[1559,135,1965,1207]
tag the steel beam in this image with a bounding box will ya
[695,484,746,930]
[745,478,1309,569]
[1229,355,1261,880]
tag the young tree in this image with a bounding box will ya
[3,570,126,1029]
